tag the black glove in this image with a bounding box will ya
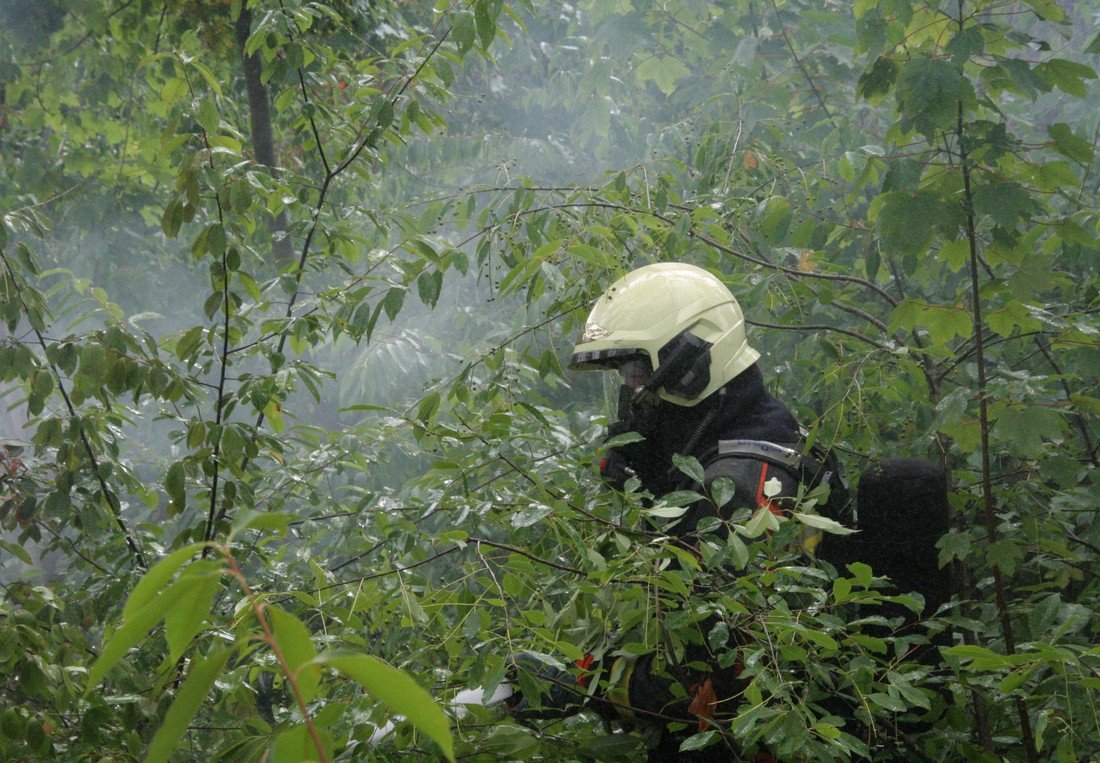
[600,446,636,491]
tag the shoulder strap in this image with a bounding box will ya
[712,437,851,518]
[716,439,802,472]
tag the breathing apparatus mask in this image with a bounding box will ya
[612,356,658,423]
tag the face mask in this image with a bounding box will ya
[613,357,658,423]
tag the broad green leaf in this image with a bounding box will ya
[272,723,334,763]
[678,730,718,752]
[672,453,705,485]
[1047,123,1094,165]
[857,56,898,104]
[709,476,735,509]
[452,11,475,53]
[269,607,320,705]
[122,543,205,621]
[645,505,689,519]
[727,531,749,569]
[847,562,873,588]
[88,576,194,689]
[161,77,188,107]
[164,462,186,506]
[972,181,1035,229]
[895,56,975,135]
[635,55,690,95]
[604,431,645,448]
[416,269,442,307]
[314,653,454,761]
[511,503,552,528]
[875,191,949,257]
[474,0,496,49]
[382,287,405,321]
[230,510,293,538]
[1022,0,1064,20]
[0,539,33,565]
[742,506,781,538]
[164,565,221,664]
[145,648,232,763]
[792,512,856,535]
[992,406,1065,456]
[1035,58,1096,98]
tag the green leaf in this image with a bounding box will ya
[743,505,781,538]
[164,564,221,664]
[229,510,292,537]
[145,647,233,763]
[993,405,1065,456]
[88,576,193,689]
[161,77,189,108]
[709,476,735,510]
[383,287,405,321]
[944,644,1012,670]
[452,11,475,53]
[759,196,789,242]
[269,607,321,705]
[972,182,1035,229]
[999,667,1031,694]
[792,512,856,535]
[660,490,705,507]
[875,191,948,257]
[161,197,184,239]
[1035,58,1096,98]
[945,26,983,64]
[645,504,690,519]
[122,543,205,621]
[416,270,442,307]
[672,453,705,485]
[868,692,906,712]
[313,653,454,762]
[604,431,645,449]
[1022,0,1064,20]
[895,56,974,135]
[679,730,718,752]
[164,462,186,506]
[1048,123,1094,165]
[273,724,334,763]
[474,0,496,49]
[889,300,971,346]
[636,55,691,95]
[857,57,898,104]
[0,539,33,565]
[511,503,552,527]
[727,531,749,569]
[847,561,873,588]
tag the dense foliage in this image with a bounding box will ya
[1,0,1096,760]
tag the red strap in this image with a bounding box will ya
[574,653,594,686]
[754,462,785,516]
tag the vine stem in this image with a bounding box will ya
[956,60,1039,763]
[223,551,330,763]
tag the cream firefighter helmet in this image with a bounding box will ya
[569,263,759,407]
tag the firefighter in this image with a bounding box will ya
[509,263,951,760]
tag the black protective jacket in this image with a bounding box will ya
[603,364,807,761]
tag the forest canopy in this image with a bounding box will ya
[0,0,1097,760]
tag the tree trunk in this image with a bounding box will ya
[234,6,294,270]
